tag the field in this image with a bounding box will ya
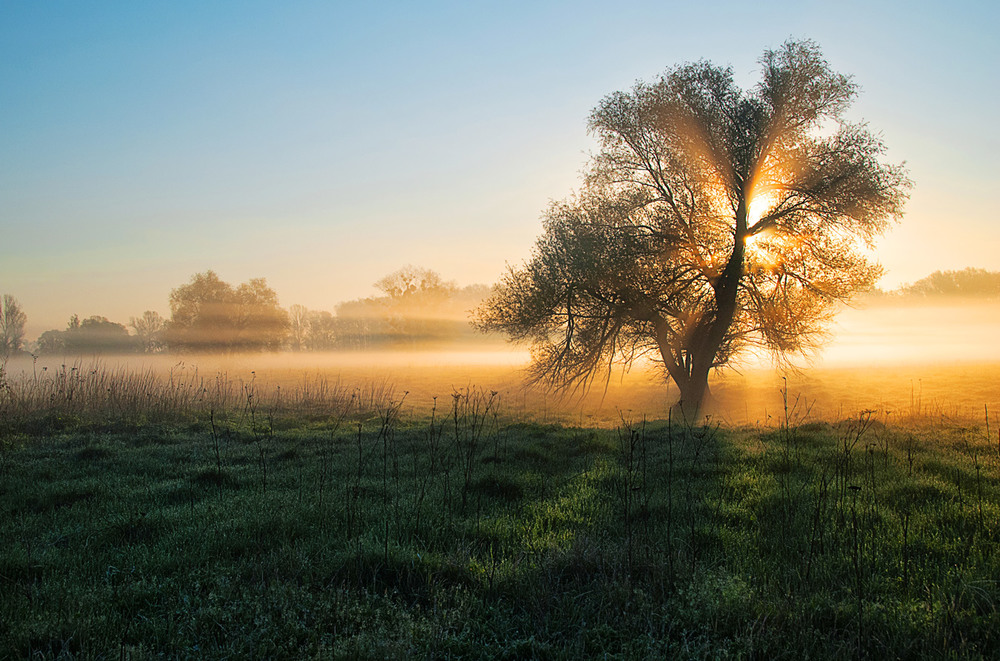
[2,355,1000,658]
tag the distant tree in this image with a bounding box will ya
[455,283,493,307]
[166,271,234,349]
[232,278,291,351]
[0,295,27,358]
[374,266,457,301]
[288,304,309,351]
[375,266,460,343]
[477,41,909,416]
[35,329,66,355]
[129,310,166,353]
[165,271,290,352]
[71,316,139,354]
[334,298,384,350]
[34,315,141,355]
[305,310,337,351]
[333,270,497,350]
[899,268,1000,298]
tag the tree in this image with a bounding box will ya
[232,278,291,351]
[65,316,139,354]
[375,265,460,343]
[130,310,166,353]
[477,41,909,416]
[35,329,66,355]
[35,315,139,355]
[0,295,27,358]
[334,266,463,349]
[288,304,310,351]
[374,265,456,301]
[305,310,337,351]
[164,271,290,352]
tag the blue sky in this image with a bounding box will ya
[2,0,998,337]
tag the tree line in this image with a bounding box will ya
[872,268,1000,300]
[1,266,494,358]
[4,264,995,361]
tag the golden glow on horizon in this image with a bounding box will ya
[3,342,997,426]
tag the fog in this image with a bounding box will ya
[5,300,998,427]
[818,299,1000,367]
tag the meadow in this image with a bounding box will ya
[1,354,999,658]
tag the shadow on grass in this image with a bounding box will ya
[3,404,1000,657]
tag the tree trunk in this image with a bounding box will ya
[674,372,711,421]
[654,319,713,420]
[663,198,749,420]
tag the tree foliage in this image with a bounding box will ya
[129,310,166,353]
[305,310,338,351]
[36,315,140,355]
[374,265,457,301]
[164,271,290,352]
[284,305,339,351]
[477,41,909,414]
[0,295,27,358]
[336,267,487,349]
[287,304,310,351]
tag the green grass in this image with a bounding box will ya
[2,387,1000,658]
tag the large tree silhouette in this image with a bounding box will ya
[477,41,909,415]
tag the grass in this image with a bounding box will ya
[1,363,1000,658]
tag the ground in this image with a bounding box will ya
[2,372,999,658]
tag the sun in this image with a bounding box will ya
[746,190,780,227]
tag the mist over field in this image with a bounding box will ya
[6,296,998,427]
[822,299,1000,367]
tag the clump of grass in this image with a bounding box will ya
[470,474,525,502]
[0,359,394,435]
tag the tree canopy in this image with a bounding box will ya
[1,295,27,359]
[130,310,166,353]
[36,315,140,355]
[477,40,909,415]
[164,271,290,352]
[336,267,488,349]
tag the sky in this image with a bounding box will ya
[2,0,998,339]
